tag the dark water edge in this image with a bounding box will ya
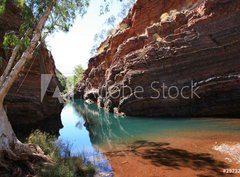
[14,116,63,142]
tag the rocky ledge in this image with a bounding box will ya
[0,1,63,128]
[76,0,240,117]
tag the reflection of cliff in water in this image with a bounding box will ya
[73,100,131,148]
[73,100,240,150]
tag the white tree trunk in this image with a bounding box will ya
[0,1,55,163]
[0,103,17,156]
[0,2,60,175]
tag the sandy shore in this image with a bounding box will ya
[103,132,240,177]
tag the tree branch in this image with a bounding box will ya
[0,2,56,100]
[0,29,32,88]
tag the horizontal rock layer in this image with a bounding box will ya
[76,0,240,117]
[0,1,63,126]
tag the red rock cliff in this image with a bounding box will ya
[0,1,63,126]
[77,0,240,117]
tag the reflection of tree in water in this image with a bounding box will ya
[73,100,130,149]
[75,118,84,130]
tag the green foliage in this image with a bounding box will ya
[55,65,84,94]
[27,130,58,159]
[0,0,91,90]
[17,0,25,7]
[64,65,84,93]
[51,0,90,32]
[3,34,19,49]
[17,0,90,34]
[3,33,31,58]
[39,157,96,177]
[1,0,91,61]
[73,64,84,85]
[0,0,25,15]
[13,0,25,7]
[0,0,6,15]
[27,130,96,177]
[56,69,67,90]
[65,76,74,92]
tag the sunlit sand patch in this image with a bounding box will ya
[213,143,240,164]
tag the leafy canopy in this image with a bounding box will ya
[20,0,90,34]
[56,64,84,93]
[70,64,84,85]
[1,0,90,53]
[1,0,130,57]
[73,64,84,84]
[0,0,6,15]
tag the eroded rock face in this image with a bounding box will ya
[3,47,63,126]
[77,0,240,117]
[0,1,63,127]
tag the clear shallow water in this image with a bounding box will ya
[59,103,113,176]
[58,99,240,175]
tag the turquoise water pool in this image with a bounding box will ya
[58,99,240,176]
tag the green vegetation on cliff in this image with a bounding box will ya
[67,64,84,89]
[57,64,85,94]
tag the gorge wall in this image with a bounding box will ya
[76,0,240,117]
[0,1,63,129]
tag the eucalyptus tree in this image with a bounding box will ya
[0,0,133,172]
[0,0,90,171]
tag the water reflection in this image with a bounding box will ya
[59,102,113,176]
[73,99,240,149]
[59,99,240,176]
[73,100,131,148]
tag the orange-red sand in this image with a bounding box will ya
[103,132,240,177]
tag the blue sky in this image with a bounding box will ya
[46,0,133,76]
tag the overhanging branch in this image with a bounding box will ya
[0,2,55,99]
[0,29,32,89]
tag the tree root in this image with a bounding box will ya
[0,142,52,177]
[0,159,9,170]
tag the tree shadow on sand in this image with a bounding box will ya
[106,140,232,177]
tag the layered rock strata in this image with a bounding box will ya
[76,0,240,117]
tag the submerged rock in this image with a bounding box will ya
[76,0,240,117]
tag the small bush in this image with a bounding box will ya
[27,130,58,159]
[39,158,96,177]
[27,130,96,177]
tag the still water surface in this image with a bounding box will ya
[58,99,240,176]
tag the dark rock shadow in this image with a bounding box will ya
[106,140,231,176]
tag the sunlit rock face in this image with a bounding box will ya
[77,0,240,117]
[0,1,63,127]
